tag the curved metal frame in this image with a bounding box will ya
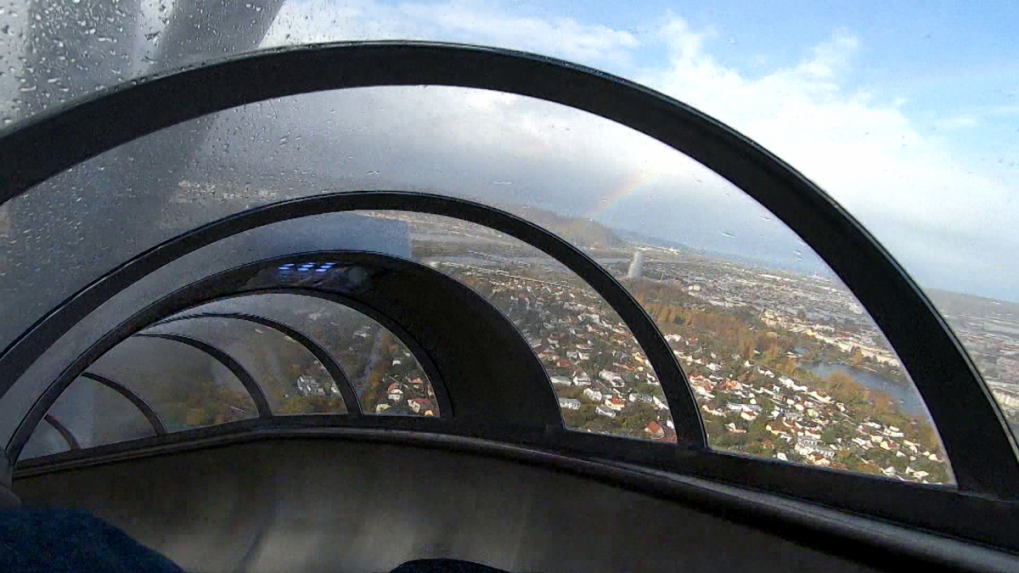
[191,293,455,419]
[42,414,79,451]
[0,42,1013,491]
[11,251,1019,553]
[258,284,542,428]
[80,372,167,435]
[0,193,697,444]
[132,332,273,418]
[0,42,1016,547]
[152,313,362,416]
[10,251,552,460]
[13,427,1019,573]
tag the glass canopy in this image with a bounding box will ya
[5,83,954,481]
[2,4,1016,436]
[3,1,1018,553]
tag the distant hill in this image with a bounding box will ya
[925,288,1019,319]
[492,203,627,248]
[614,229,691,252]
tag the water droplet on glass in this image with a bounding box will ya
[279,135,289,145]
[720,231,735,238]
[366,170,380,176]
[145,31,160,41]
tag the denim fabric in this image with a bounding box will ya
[0,508,183,573]
[391,559,512,573]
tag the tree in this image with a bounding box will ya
[713,430,750,450]
[824,371,865,405]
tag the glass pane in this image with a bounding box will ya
[175,294,439,417]
[393,211,676,441]
[45,375,157,449]
[926,294,1019,438]
[143,315,347,415]
[639,257,952,483]
[1,82,949,469]
[20,419,70,461]
[3,0,1016,464]
[88,336,258,432]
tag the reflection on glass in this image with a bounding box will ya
[371,211,677,442]
[143,316,347,416]
[20,418,71,460]
[0,75,960,476]
[175,295,438,417]
[44,376,157,449]
[89,337,258,432]
[925,294,1019,440]
[371,211,951,481]
[622,254,952,483]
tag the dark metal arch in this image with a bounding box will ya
[163,294,455,420]
[6,251,556,462]
[0,193,700,449]
[80,372,167,435]
[0,42,1013,496]
[132,332,273,419]
[248,286,490,426]
[11,256,1019,552]
[42,414,79,451]
[153,312,362,416]
[10,250,553,456]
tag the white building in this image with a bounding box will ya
[558,397,582,411]
[599,370,625,387]
[550,375,572,387]
[628,393,654,405]
[297,375,326,397]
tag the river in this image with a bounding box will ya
[802,363,926,417]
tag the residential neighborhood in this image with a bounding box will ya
[391,211,957,483]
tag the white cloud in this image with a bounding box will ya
[934,114,979,130]
[399,0,639,65]
[638,16,1018,296]
[254,2,1016,298]
[264,0,638,67]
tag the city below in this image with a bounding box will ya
[47,180,1017,484]
[378,208,1019,484]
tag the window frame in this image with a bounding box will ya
[1,42,1017,550]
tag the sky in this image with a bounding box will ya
[2,0,1018,302]
[252,0,1019,301]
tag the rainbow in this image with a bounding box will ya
[586,168,662,219]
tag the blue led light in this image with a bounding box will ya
[279,263,295,269]
[315,268,328,273]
